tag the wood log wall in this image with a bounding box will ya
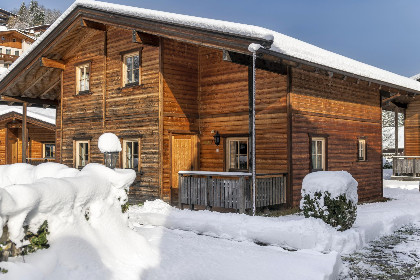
[405,97,420,156]
[290,68,382,206]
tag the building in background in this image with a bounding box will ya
[0,104,56,165]
[0,9,16,26]
[0,26,35,69]
[24,24,51,37]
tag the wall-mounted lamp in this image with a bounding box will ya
[214,131,220,146]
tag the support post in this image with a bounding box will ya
[248,51,257,216]
[22,102,27,163]
[395,107,399,156]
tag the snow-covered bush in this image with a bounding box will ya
[300,171,358,231]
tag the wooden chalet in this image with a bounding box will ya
[0,104,56,165]
[1,0,420,210]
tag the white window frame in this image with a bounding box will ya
[358,139,366,161]
[5,49,10,55]
[75,140,89,169]
[226,137,249,172]
[122,51,141,87]
[43,143,55,159]
[311,137,326,171]
[75,62,90,94]
[122,139,140,171]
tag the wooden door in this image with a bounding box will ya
[7,128,19,164]
[171,135,198,189]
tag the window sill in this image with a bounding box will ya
[122,83,141,89]
[76,90,92,96]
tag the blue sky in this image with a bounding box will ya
[3,0,420,77]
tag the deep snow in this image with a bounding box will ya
[0,163,419,280]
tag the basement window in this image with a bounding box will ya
[122,50,141,87]
[75,62,91,95]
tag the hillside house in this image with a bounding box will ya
[0,26,35,70]
[1,0,420,210]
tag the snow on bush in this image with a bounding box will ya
[0,162,157,279]
[300,171,358,231]
[98,132,121,153]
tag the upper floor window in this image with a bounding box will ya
[76,62,90,94]
[14,50,19,56]
[358,138,366,161]
[0,48,2,54]
[311,137,326,171]
[122,51,140,87]
[226,137,248,171]
[43,143,55,159]
[75,140,89,169]
[123,139,139,170]
[5,49,10,55]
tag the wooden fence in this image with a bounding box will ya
[393,156,420,177]
[178,171,287,213]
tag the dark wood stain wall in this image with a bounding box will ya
[161,43,288,200]
[405,97,420,156]
[290,68,382,206]
[58,26,160,203]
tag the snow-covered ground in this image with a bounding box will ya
[1,163,420,280]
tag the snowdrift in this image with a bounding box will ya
[0,162,157,280]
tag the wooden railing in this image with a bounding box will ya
[392,156,420,177]
[178,171,287,213]
[27,158,55,165]
[0,53,18,62]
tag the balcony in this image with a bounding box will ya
[0,53,19,63]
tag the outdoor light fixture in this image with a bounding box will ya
[214,131,220,146]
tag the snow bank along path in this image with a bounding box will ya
[130,181,420,255]
[0,162,158,280]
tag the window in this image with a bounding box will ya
[75,140,89,169]
[358,138,367,161]
[4,63,10,69]
[12,38,16,42]
[311,137,326,171]
[0,48,2,54]
[122,51,140,86]
[75,62,90,94]
[123,139,139,170]
[5,49,10,55]
[14,50,19,56]
[43,143,55,159]
[226,137,248,171]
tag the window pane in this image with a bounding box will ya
[312,155,317,169]
[317,155,322,169]
[229,141,237,169]
[317,141,322,155]
[85,66,90,90]
[312,141,316,156]
[134,69,139,83]
[239,141,247,154]
[133,55,139,69]
[239,155,247,169]
[127,70,132,83]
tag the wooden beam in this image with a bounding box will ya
[132,30,159,46]
[20,68,54,97]
[1,95,58,107]
[395,107,399,156]
[22,102,27,163]
[382,93,401,105]
[224,50,287,75]
[81,19,107,31]
[39,79,60,99]
[40,57,65,70]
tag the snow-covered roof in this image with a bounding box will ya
[1,0,420,94]
[0,105,56,125]
[0,28,36,41]
[411,73,420,81]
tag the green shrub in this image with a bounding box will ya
[22,220,50,255]
[301,191,357,231]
